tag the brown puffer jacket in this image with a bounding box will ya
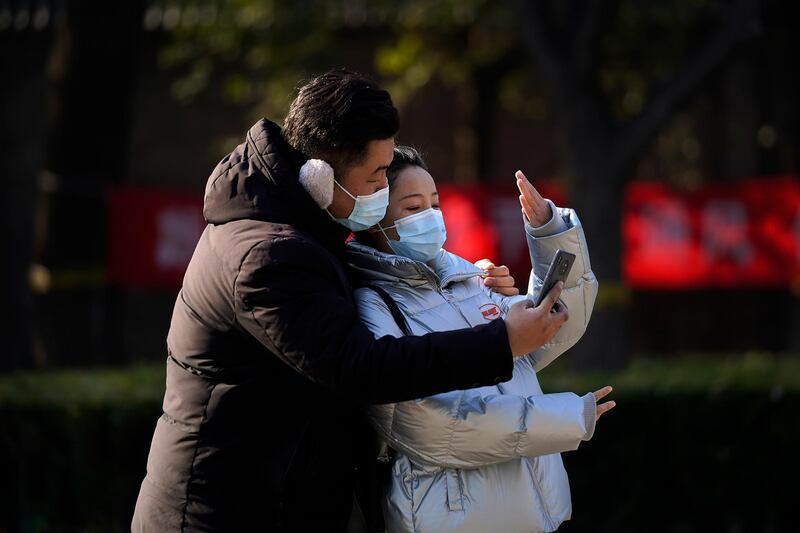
[131,119,513,532]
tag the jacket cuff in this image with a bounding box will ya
[445,318,513,389]
[484,318,514,383]
[581,392,597,441]
[524,199,569,237]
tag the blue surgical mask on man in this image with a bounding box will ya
[380,208,447,262]
[331,181,390,232]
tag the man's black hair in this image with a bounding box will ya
[283,69,400,174]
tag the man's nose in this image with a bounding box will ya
[378,172,389,190]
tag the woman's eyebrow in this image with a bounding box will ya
[399,192,424,201]
[398,191,438,201]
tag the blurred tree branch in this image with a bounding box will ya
[160,0,761,278]
[618,0,760,176]
[509,0,760,277]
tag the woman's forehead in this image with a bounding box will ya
[390,166,436,197]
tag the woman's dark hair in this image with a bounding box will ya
[387,145,428,188]
[283,69,400,174]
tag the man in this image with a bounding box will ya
[132,69,568,532]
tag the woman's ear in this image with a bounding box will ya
[299,158,334,209]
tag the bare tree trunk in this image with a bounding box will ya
[453,83,478,182]
[567,152,631,368]
[472,49,526,180]
[35,0,146,366]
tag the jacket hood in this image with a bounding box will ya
[203,119,350,249]
[345,240,484,290]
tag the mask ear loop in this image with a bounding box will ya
[325,180,357,220]
[334,179,358,200]
[377,221,397,245]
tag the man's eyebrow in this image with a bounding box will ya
[374,164,390,173]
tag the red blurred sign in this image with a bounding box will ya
[623,177,800,288]
[106,177,800,291]
[105,182,563,290]
[438,182,565,284]
[107,187,204,289]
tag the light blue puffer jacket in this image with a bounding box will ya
[347,202,599,533]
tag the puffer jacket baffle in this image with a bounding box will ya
[347,201,599,533]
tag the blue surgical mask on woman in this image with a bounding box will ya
[380,208,447,262]
[331,181,390,232]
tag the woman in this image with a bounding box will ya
[346,146,614,533]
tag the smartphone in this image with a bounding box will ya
[532,249,576,308]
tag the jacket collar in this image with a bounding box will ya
[345,240,485,290]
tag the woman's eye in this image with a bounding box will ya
[407,206,420,212]
[433,205,440,210]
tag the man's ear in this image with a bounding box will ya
[299,158,334,209]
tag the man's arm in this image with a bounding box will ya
[234,237,513,404]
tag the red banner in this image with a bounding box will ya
[105,182,562,290]
[105,176,800,291]
[107,188,205,289]
[623,177,800,288]
[438,182,565,283]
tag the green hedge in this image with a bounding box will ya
[1,354,798,532]
[539,354,800,533]
[0,365,164,533]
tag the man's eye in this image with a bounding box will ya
[407,206,420,211]
[433,205,441,210]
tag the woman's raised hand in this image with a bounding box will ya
[515,170,552,227]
